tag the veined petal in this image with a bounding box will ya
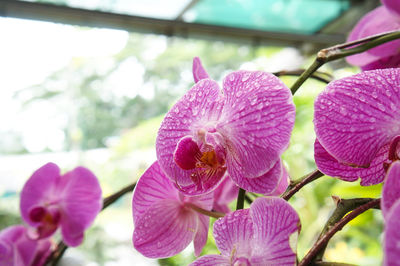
[213,209,253,258]
[383,199,400,266]
[230,159,283,195]
[212,177,239,213]
[314,69,400,167]
[218,71,295,179]
[20,163,60,227]
[346,7,400,66]
[250,197,299,266]
[193,57,209,83]
[382,161,400,218]
[189,255,230,266]
[193,214,210,257]
[133,200,198,258]
[314,139,387,185]
[361,54,400,71]
[0,225,52,266]
[269,164,289,196]
[58,167,102,247]
[132,161,180,223]
[156,79,223,187]
[382,0,400,16]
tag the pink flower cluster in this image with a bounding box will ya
[346,0,400,70]
[131,58,300,262]
[0,163,102,265]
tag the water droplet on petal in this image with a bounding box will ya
[377,103,385,112]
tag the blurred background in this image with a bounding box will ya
[0,0,383,265]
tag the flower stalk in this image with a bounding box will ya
[290,30,400,94]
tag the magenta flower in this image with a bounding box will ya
[190,197,300,266]
[314,68,400,185]
[346,3,400,70]
[212,177,239,213]
[132,161,214,258]
[0,225,52,266]
[156,58,295,195]
[381,160,400,265]
[20,163,102,247]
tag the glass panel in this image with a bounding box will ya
[184,0,350,34]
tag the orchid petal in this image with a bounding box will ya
[383,199,400,266]
[156,79,223,187]
[382,161,400,218]
[20,163,60,227]
[230,159,283,195]
[0,225,52,266]
[250,197,299,266]
[382,0,400,16]
[132,161,180,223]
[361,54,400,71]
[346,7,400,66]
[193,57,209,83]
[218,71,295,179]
[213,208,253,258]
[269,164,289,196]
[190,255,230,266]
[133,200,198,258]
[212,176,239,213]
[193,214,210,257]
[314,68,400,168]
[58,167,103,247]
[314,139,387,185]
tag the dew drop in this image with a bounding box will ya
[372,91,378,99]
[369,117,376,123]
[229,74,235,81]
[256,103,263,110]
[340,107,347,116]
[236,90,243,98]
[377,103,386,112]
[242,72,251,82]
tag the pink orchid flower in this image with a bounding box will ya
[20,163,102,247]
[190,197,300,266]
[156,57,295,195]
[314,68,400,185]
[0,225,52,266]
[381,160,400,265]
[132,161,214,258]
[346,2,400,70]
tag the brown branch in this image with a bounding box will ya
[273,69,333,84]
[290,30,400,94]
[281,169,324,200]
[298,198,381,266]
[45,182,137,265]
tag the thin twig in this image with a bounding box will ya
[273,69,333,84]
[298,198,381,266]
[45,182,137,265]
[314,197,379,261]
[187,203,225,219]
[281,169,324,200]
[236,188,246,210]
[290,30,400,94]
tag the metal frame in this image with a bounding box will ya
[0,0,377,47]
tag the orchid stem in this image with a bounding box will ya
[46,182,137,265]
[282,169,324,201]
[314,197,380,261]
[273,69,333,84]
[187,203,225,219]
[298,198,381,266]
[290,30,400,94]
[236,188,246,210]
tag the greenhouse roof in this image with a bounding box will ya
[0,0,379,47]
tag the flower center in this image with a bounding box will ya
[174,135,227,190]
[28,205,60,239]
